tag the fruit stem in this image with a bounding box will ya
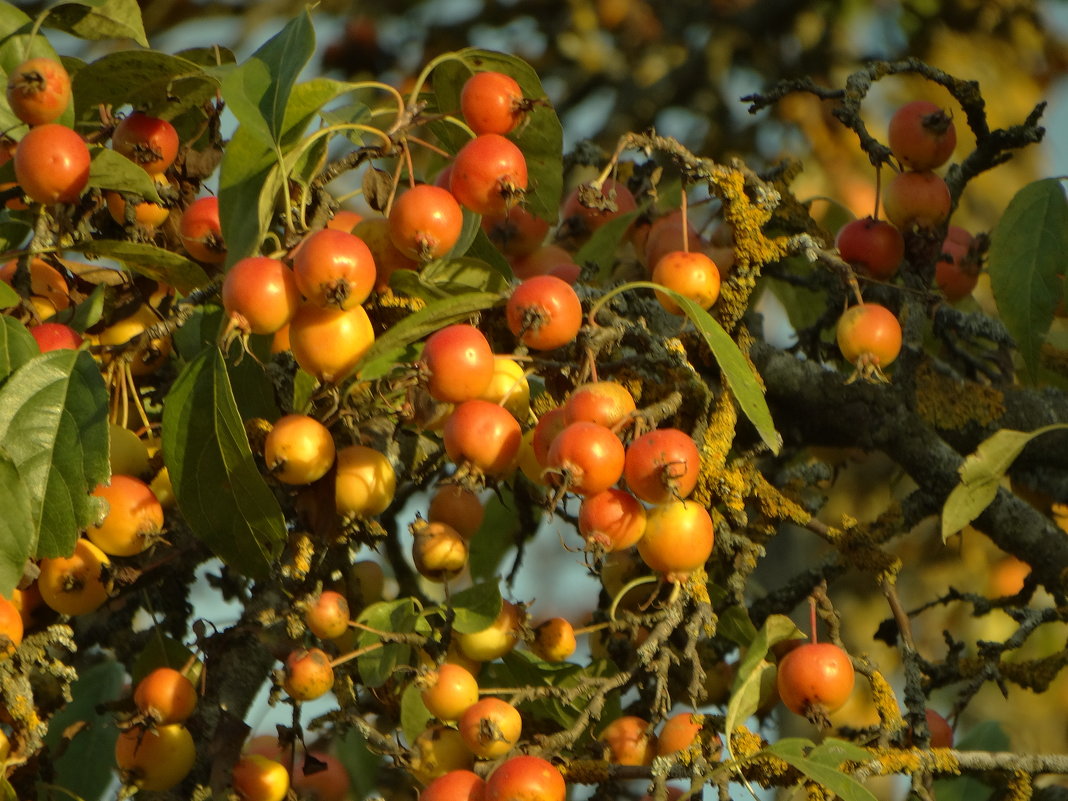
[809,595,818,644]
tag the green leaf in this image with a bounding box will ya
[400,682,433,744]
[0,450,33,596]
[88,147,163,202]
[468,489,521,581]
[0,315,39,383]
[216,10,314,144]
[355,599,420,687]
[41,661,124,801]
[941,423,1068,541]
[420,256,512,295]
[807,737,875,767]
[0,280,17,310]
[724,614,804,756]
[717,604,759,648]
[161,347,286,579]
[577,209,641,282]
[336,727,381,801]
[987,178,1068,383]
[594,281,781,454]
[43,0,148,46]
[71,51,219,123]
[355,291,502,381]
[73,239,210,295]
[218,77,351,265]
[0,349,109,558]
[53,282,106,333]
[0,222,30,256]
[449,582,503,634]
[764,740,878,801]
[430,49,564,223]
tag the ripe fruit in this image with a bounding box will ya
[180,196,226,264]
[353,217,419,291]
[420,769,486,801]
[305,590,350,640]
[642,210,701,272]
[443,399,522,477]
[422,324,495,404]
[882,170,952,231]
[409,725,474,785]
[263,414,336,485]
[776,642,855,718]
[428,485,485,540]
[482,205,550,259]
[599,716,656,766]
[835,303,902,371]
[1,257,70,316]
[657,712,704,756]
[115,723,196,791]
[232,754,290,801]
[546,421,625,496]
[293,228,376,309]
[578,488,647,552]
[459,697,522,758]
[222,257,301,336]
[505,275,583,350]
[563,380,636,429]
[836,216,904,280]
[6,58,71,126]
[420,662,480,721]
[134,666,198,724]
[924,709,954,749]
[450,134,528,216]
[282,647,335,701]
[652,250,721,314]
[38,538,110,616]
[388,184,464,261]
[484,755,566,801]
[888,100,956,171]
[637,501,714,582]
[13,123,90,204]
[30,321,83,352]
[461,70,527,136]
[560,178,637,241]
[624,428,701,504]
[530,617,577,662]
[86,475,164,557]
[112,112,180,173]
[478,356,531,420]
[412,519,469,581]
[0,595,24,656]
[98,304,172,376]
[288,303,375,383]
[511,244,577,281]
[936,224,980,301]
[334,444,396,517]
[457,600,524,662]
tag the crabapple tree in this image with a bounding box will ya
[1,3,1068,801]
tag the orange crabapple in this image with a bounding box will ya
[288,303,375,383]
[0,595,23,656]
[222,257,301,336]
[411,519,469,582]
[263,414,336,485]
[6,57,71,126]
[428,484,485,540]
[623,427,702,505]
[38,538,110,616]
[409,725,475,785]
[461,70,528,136]
[637,500,714,582]
[13,123,90,205]
[560,178,637,243]
[450,133,528,216]
[282,647,335,701]
[484,755,566,801]
[422,324,496,404]
[530,617,577,662]
[599,715,657,766]
[389,184,465,261]
[563,380,636,429]
[305,589,350,640]
[459,697,523,758]
[180,196,226,264]
[505,274,583,351]
[888,100,957,172]
[133,666,198,724]
[112,111,180,173]
[115,723,196,792]
[419,661,480,721]
[835,302,902,372]
[652,249,721,314]
[86,475,164,557]
[292,227,377,309]
[334,444,396,517]
[231,754,290,801]
[776,641,855,720]
[457,600,525,662]
[478,356,531,420]
[882,170,951,231]
[546,421,626,496]
[577,488,647,552]
[420,769,486,801]
[443,399,523,477]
